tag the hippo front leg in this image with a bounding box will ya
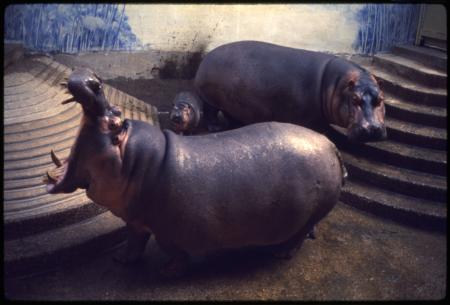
[114,223,151,264]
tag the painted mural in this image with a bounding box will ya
[354,4,421,54]
[4,4,141,53]
[4,4,421,55]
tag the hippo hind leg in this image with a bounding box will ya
[156,238,190,278]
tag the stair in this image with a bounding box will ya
[329,45,447,232]
[4,50,159,278]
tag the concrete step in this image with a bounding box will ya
[340,151,447,202]
[4,211,126,278]
[4,124,78,153]
[4,162,67,180]
[4,194,104,240]
[384,94,446,128]
[5,142,71,166]
[4,84,66,110]
[340,179,446,232]
[327,125,447,176]
[4,60,66,99]
[4,97,78,126]
[373,53,447,89]
[4,190,86,214]
[4,113,80,145]
[392,45,447,73]
[4,102,81,134]
[4,56,57,87]
[362,63,446,107]
[5,182,63,202]
[386,117,447,150]
[4,61,56,97]
[4,175,52,191]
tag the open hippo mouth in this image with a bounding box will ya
[43,68,123,194]
[43,149,82,193]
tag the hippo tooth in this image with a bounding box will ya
[50,149,63,167]
[46,171,58,183]
[61,97,76,104]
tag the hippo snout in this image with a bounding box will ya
[170,110,183,124]
[348,122,387,142]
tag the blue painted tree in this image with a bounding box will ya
[4,4,142,53]
[353,4,421,55]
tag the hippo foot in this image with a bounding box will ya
[159,255,189,278]
[113,247,143,264]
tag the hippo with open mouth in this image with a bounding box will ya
[44,68,347,277]
[195,40,387,142]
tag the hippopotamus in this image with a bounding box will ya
[194,40,387,142]
[169,91,237,134]
[44,68,347,277]
[169,91,203,134]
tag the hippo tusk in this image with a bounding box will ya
[60,81,68,87]
[46,171,58,183]
[61,97,76,104]
[50,149,63,167]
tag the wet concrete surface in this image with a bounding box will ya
[5,51,445,301]
[5,203,446,301]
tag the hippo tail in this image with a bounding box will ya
[334,147,348,186]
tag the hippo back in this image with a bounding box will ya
[147,122,344,256]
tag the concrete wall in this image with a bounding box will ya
[5,4,421,55]
[125,4,361,53]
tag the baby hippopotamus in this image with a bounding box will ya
[169,91,236,135]
[169,91,203,134]
[45,68,347,277]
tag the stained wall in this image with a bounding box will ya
[4,4,421,55]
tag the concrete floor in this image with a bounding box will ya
[5,203,446,301]
[4,51,446,301]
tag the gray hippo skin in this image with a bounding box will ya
[45,68,347,277]
[195,40,387,142]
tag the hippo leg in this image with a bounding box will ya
[114,224,151,264]
[159,252,190,278]
[156,239,190,278]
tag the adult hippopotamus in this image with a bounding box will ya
[44,68,347,277]
[194,40,387,142]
